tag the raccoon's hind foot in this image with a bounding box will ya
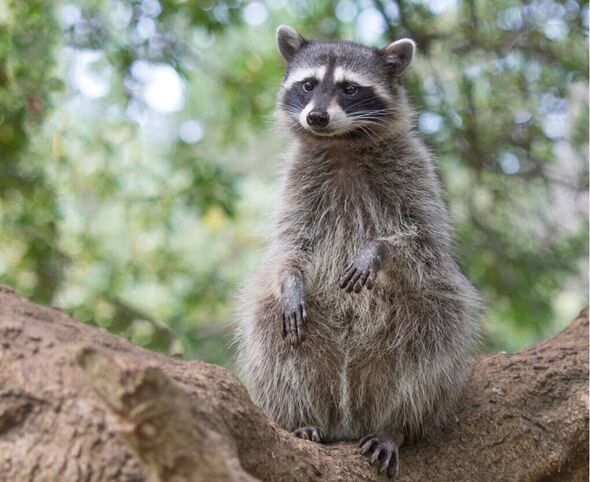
[358,434,400,479]
[293,426,323,443]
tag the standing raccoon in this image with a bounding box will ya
[235,25,480,478]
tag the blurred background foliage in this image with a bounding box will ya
[0,0,587,366]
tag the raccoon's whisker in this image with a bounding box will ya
[357,122,391,147]
[351,107,397,114]
[348,108,397,118]
[358,125,385,147]
[356,119,391,127]
[350,115,394,126]
[350,117,390,125]
[280,105,303,114]
[347,114,396,124]
[365,119,396,128]
[345,96,389,110]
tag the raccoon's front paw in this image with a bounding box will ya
[281,273,307,346]
[359,434,399,478]
[282,300,307,346]
[339,240,388,293]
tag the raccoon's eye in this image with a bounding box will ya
[343,83,359,96]
[302,80,314,92]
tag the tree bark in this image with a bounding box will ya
[0,284,587,482]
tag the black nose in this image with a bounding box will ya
[307,110,330,128]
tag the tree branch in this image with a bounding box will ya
[0,284,587,481]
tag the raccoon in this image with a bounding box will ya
[235,25,480,478]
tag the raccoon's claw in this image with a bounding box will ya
[339,241,387,293]
[339,264,377,293]
[358,434,399,478]
[282,302,307,346]
[293,426,323,443]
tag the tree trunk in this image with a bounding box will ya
[0,284,588,481]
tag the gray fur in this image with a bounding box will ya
[235,28,481,446]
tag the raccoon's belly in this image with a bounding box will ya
[297,221,404,436]
[300,288,400,439]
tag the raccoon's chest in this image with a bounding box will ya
[313,168,397,238]
[304,169,400,283]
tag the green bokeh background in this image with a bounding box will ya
[0,0,588,367]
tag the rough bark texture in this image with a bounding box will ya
[0,284,588,482]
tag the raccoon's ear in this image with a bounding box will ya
[276,25,306,62]
[382,39,416,75]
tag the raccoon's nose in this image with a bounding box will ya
[307,110,330,128]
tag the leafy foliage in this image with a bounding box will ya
[0,1,64,305]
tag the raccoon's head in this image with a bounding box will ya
[275,25,415,143]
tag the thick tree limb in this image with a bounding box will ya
[0,284,587,481]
